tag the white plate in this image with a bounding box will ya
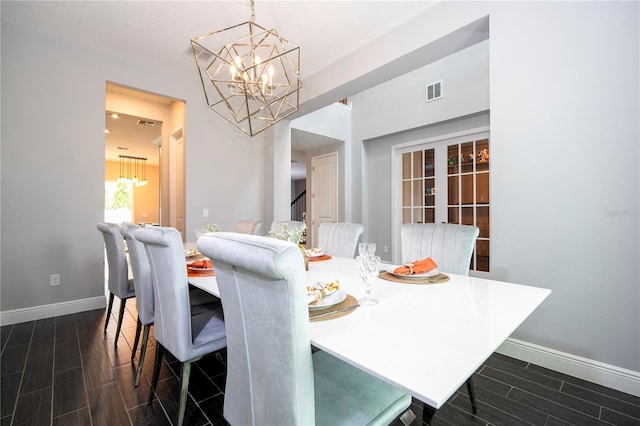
[184,248,200,259]
[188,266,213,272]
[385,266,439,279]
[308,289,347,310]
[304,248,324,258]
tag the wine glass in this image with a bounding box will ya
[358,242,377,258]
[356,255,381,305]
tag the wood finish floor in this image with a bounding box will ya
[2,298,639,426]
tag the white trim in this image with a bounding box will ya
[498,337,640,397]
[0,296,106,326]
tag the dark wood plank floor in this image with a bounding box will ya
[2,299,639,425]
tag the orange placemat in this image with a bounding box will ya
[187,266,215,277]
[309,294,358,321]
[378,271,449,285]
[308,254,332,262]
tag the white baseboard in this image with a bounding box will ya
[0,296,106,326]
[498,337,640,397]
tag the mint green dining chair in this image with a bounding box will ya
[197,232,413,426]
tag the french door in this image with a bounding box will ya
[395,131,490,274]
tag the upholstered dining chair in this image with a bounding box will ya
[197,232,412,426]
[401,222,480,275]
[121,224,223,387]
[97,222,135,347]
[317,222,364,258]
[401,222,480,414]
[119,223,154,386]
[135,226,226,426]
[235,220,262,235]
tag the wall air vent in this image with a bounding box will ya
[426,81,442,102]
[137,120,156,127]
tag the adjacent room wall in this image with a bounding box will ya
[348,2,639,383]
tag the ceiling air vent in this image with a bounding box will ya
[425,81,442,102]
[137,119,156,127]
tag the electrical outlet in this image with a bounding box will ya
[50,274,60,287]
[203,208,209,218]
[383,246,389,253]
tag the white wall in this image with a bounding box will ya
[0,22,263,317]
[350,2,639,380]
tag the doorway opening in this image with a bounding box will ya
[104,82,187,234]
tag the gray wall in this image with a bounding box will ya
[348,3,639,374]
[1,21,264,313]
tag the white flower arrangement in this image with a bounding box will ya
[205,223,220,232]
[268,222,306,246]
[195,223,220,239]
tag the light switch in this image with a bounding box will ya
[203,208,209,217]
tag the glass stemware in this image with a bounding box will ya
[358,242,377,257]
[356,255,381,305]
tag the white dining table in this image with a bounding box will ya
[188,255,550,413]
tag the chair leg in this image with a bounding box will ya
[114,298,127,347]
[177,361,192,426]
[148,343,165,406]
[104,293,115,333]
[134,325,150,387]
[466,376,478,414]
[131,317,142,362]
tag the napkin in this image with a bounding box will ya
[393,257,438,275]
[190,259,212,269]
[307,280,340,305]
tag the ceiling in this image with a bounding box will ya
[105,111,162,166]
[1,1,437,81]
[3,1,441,178]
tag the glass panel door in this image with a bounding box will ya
[401,148,436,224]
[446,138,490,272]
[400,134,490,274]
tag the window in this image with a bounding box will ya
[104,180,133,223]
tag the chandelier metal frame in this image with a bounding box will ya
[191,0,302,137]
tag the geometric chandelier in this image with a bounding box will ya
[191,0,302,137]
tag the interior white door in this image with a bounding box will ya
[310,152,338,247]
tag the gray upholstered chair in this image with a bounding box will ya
[97,222,135,347]
[317,222,364,258]
[135,226,226,426]
[235,219,262,235]
[122,223,222,387]
[401,222,480,414]
[119,223,154,386]
[197,232,412,426]
[401,223,480,275]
